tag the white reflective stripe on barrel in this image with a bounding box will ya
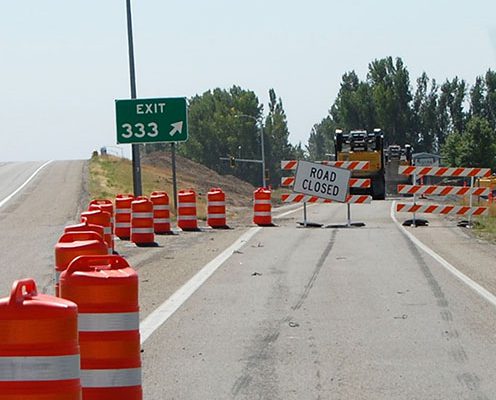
[153,205,170,211]
[254,199,271,204]
[177,215,197,220]
[208,201,225,206]
[115,208,131,214]
[154,218,170,224]
[81,368,141,388]
[132,212,153,218]
[115,222,131,228]
[78,312,139,332]
[104,227,111,234]
[131,228,154,234]
[0,355,80,381]
[208,214,225,219]
[178,202,196,208]
[254,212,271,216]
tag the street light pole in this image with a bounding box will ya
[235,114,266,188]
[125,0,142,196]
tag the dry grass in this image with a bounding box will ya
[89,153,256,221]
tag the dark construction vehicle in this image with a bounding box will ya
[334,128,386,200]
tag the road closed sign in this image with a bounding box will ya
[293,160,351,202]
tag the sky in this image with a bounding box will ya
[0,0,495,161]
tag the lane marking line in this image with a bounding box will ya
[391,200,496,308]
[0,160,53,209]
[140,203,311,343]
[140,226,262,344]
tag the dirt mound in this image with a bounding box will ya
[141,151,255,207]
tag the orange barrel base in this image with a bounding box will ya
[177,189,198,231]
[253,187,272,226]
[0,279,81,400]
[59,255,142,400]
[207,187,228,228]
[0,381,81,400]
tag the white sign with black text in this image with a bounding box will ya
[293,160,351,202]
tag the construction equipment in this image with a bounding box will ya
[334,129,386,200]
[386,144,412,166]
[476,175,496,199]
[384,144,413,195]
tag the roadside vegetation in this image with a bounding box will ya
[88,152,255,221]
[473,203,496,243]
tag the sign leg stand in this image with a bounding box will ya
[458,176,474,228]
[298,202,322,228]
[403,171,428,227]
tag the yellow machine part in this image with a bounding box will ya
[477,176,496,189]
[337,151,382,176]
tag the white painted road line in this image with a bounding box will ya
[0,160,53,209]
[140,204,308,343]
[140,226,262,344]
[391,201,496,308]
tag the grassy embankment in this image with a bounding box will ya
[88,154,208,219]
[473,202,496,243]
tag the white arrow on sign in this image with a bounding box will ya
[169,121,183,136]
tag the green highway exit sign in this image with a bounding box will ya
[115,97,188,144]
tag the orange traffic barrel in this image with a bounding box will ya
[150,191,172,234]
[177,189,198,231]
[81,209,112,254]
[115,194,134,240]
[64,218,105,241]
[253,187,272,226]
[131,197,155,246]
[54,231,108,296]
[59,255,142,400]
[88,203,114,253]
[0,278,81,400]
[207,187,228,228]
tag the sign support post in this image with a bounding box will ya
[125,0,142,196]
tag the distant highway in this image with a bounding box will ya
[0,160,86,295]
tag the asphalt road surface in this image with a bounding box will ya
[1,162,496,399]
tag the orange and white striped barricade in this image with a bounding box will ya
[280,160,372,228]
[207,187,228,228]
[281,193,372,228]
[397,166,491,226]
[253,187,272,226]
[60,255,142,400]
[0,279,81,400]
[150,191,172,234]
[88,203,114,253]
[131,197,155,246]
[81,209,113,254]
[177,189,198,231]
[54,231,108,296]
[115,194,134,240]
[281,160,370,171]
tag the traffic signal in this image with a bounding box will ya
[230,156,236,168]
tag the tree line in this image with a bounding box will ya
[145,56,496,187]
[308,57,496,170]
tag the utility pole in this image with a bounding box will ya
[125,0,142,196]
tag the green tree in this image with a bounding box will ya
[306,116,336,161]
[412,73,439,152]
[367,57,412,145]
[437,77,467,147]
[264,89,295,186]
[331,71,376,131]
[464,116,496,169]
[179,86,263,185]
